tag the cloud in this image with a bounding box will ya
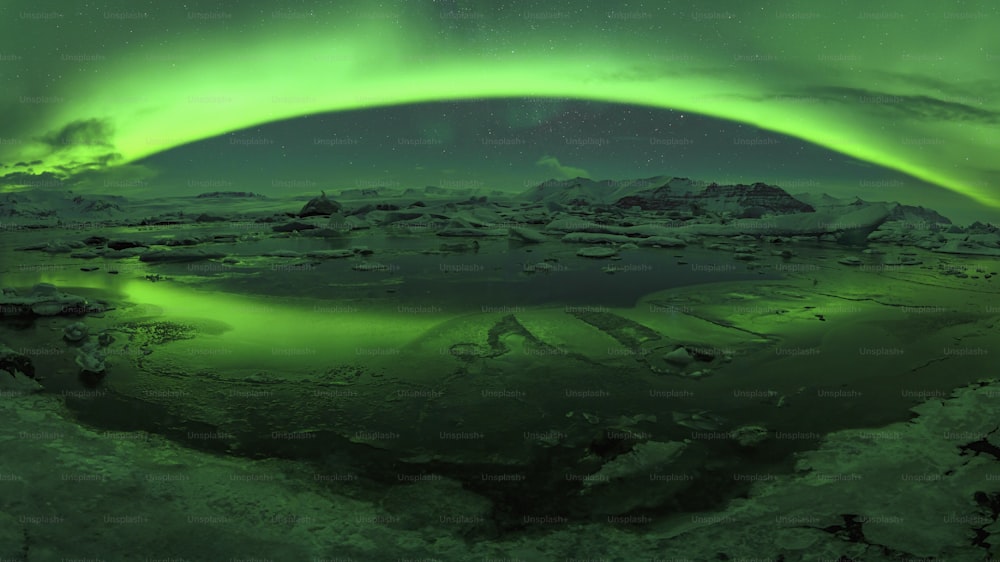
[871,72,1000,100]
[535,155,590,179]
[70,163,158,194]
[0,171,66,190]
[38,118,116,151]
[0,118,131,189]
[0,118,152,193]
[804,86,1000,124]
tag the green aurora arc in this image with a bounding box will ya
[2,1,999,206]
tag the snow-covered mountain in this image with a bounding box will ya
[521,176,813,216]
[519,176,690,206]
[0,190,128,222]
[615,181,815,216]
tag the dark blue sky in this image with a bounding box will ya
[122,98,987,221]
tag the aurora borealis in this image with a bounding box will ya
[6,3,1000,558]
[1,0,999,209]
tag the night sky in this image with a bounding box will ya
[1,0,998,220]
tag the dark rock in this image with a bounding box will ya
[107,239,147,251]
[195,213,228,222]
[163,238,201,246]
[0,343,34,379]
[262,250,301,258]
[272,221,317,233]
[137,217,182,226]
[304,249,355,259]
[103,248,146,259]
[32,283,58,297]
[439,241,480,253]
[196,191,261,198]
[138,249,227,263]
[298,191,342,218]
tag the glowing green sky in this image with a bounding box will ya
[1,0,998,207]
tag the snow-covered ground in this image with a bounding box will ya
[1,180,999,559]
